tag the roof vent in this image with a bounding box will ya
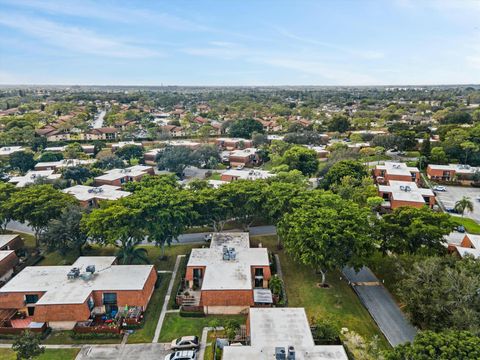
[275,347,286,360]
[86,265,96,274]
[67,267,80,279]
[223,246,230,261]
[287,346,295,360]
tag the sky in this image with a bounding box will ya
[0,0,480,86]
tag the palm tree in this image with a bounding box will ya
[454,196,474,217]
[116,238,149,265]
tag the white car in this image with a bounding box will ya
[165,350,197,360]
[433,185,446,192]
[171,336,200,351]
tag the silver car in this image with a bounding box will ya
[170,336,199,351]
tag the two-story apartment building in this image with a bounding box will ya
[228,148,260,167]
[378,180,435,209]
[94,165,154,187]
[426,164,479,185]
[373,162,420,184]
[0,257,157,330]
[216,138,253,150]
[63,185,131,207]
[185,233,272,315]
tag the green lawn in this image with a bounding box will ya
[128,273,172,343]
[250,235,390,350]
[158,314,245,343]
[0,348,79,360]
[168,257,187,310]
[39,243,199,270]
[42,330,122,345]
[451,217,480,234]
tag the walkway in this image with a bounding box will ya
[152,254,185,343]
[343,266,417,347]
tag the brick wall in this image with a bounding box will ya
[0,252,19,279]
[201,289,253,307]
[0,235,24,251]
[34,302,91,323]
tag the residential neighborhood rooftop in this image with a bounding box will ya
[8,170,61,187]
[223,308,348,360]
[0,250,15,263]
[428,163,479,174]
[221,169,274,180]
[187,233,269,290]
[94,165,152,182]
[0,235,20,249]
[378,180,434,203]
[34,159,96,170]
[0,146,24,156]
[0,257,154,305]
[63,184,131,202]
[376,162,419,177]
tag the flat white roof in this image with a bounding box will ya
[428,163,479,174]
[164,140,200,147]
[207,180,228,188]
[95,165,152,182]
[111,141,142,148]
[223,308,348,360]
[453,246,480,259]
[376,162,419,177]
[0,250,15,263]
[222,169,274,180]
[9,170,61,187]
[187,233,269,290]
[34,159,96,170]
[63,185,131,201]
[217,137,250,143]
[0,234,20,249]
[0,146,24,156]
[229,148,258,157]
[0,257,154,305]
[379,180,434,203]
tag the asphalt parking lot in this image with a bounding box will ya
[434,185,480,222]
[76,343,171,360]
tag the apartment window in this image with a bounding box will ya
[103,293,117,305]
[25,294,39,304]
[87,296,94,310]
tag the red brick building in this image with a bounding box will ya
[0,251,18,283]
[184,233,272,314]
[0,234,24,252]
[215,138,253,150]
[426,164,479,185]
[378,180,435,209]
[373,162,420,184]
[0,257,157,330]
[94,165,154,187]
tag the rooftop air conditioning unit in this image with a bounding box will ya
[275,347,286,360]
[287,346,295,360]
[67,267,80,279]
[86,265,96,274]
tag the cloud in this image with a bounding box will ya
[273,27,385,60]
[0,0,211,32]
[0,13,162,58]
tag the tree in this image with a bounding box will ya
[9,151,36,174]
[116,238,149,265]
[454,196,474,217]
[40,205,88,256]
[321,160,368,189]
[195,145,221,169]
[429,147,448,164]
[420,138,431,157]
[281,145,319,176]
[156,146,197,177]
[384,330,480,360]
[38,151,63,162]
[227,118,264,138]
[224,320,240,341]
[7,185,77,246]
[396,256,480,332]
[278,192,375,286]
[376,207,454,255]
[64,143,83,159]
[115,145,144,161]
[460,141,479,164]
[312,319,340,344]
[0,182,16,232]
[327,114,350,133]
[218,180,267,230]
[191,187,232,232]
[94,155,125,170]
[62,166,92,184]
[252,132,268,146]
[330,176,379,207]
[12,331,44,360]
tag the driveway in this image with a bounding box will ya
[343,266,417,347]
[434,185,480,222]
[76,343,170,360]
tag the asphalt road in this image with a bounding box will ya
[343,266,417,347]
[6,221,277,244]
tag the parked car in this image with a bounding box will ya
[236,165,244,170]
[165,350,197,360]
[204,234,212,243]
[171,336,200,351]
[455,225,466,233]
[446,207,459,214]
[433,185,447,192]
